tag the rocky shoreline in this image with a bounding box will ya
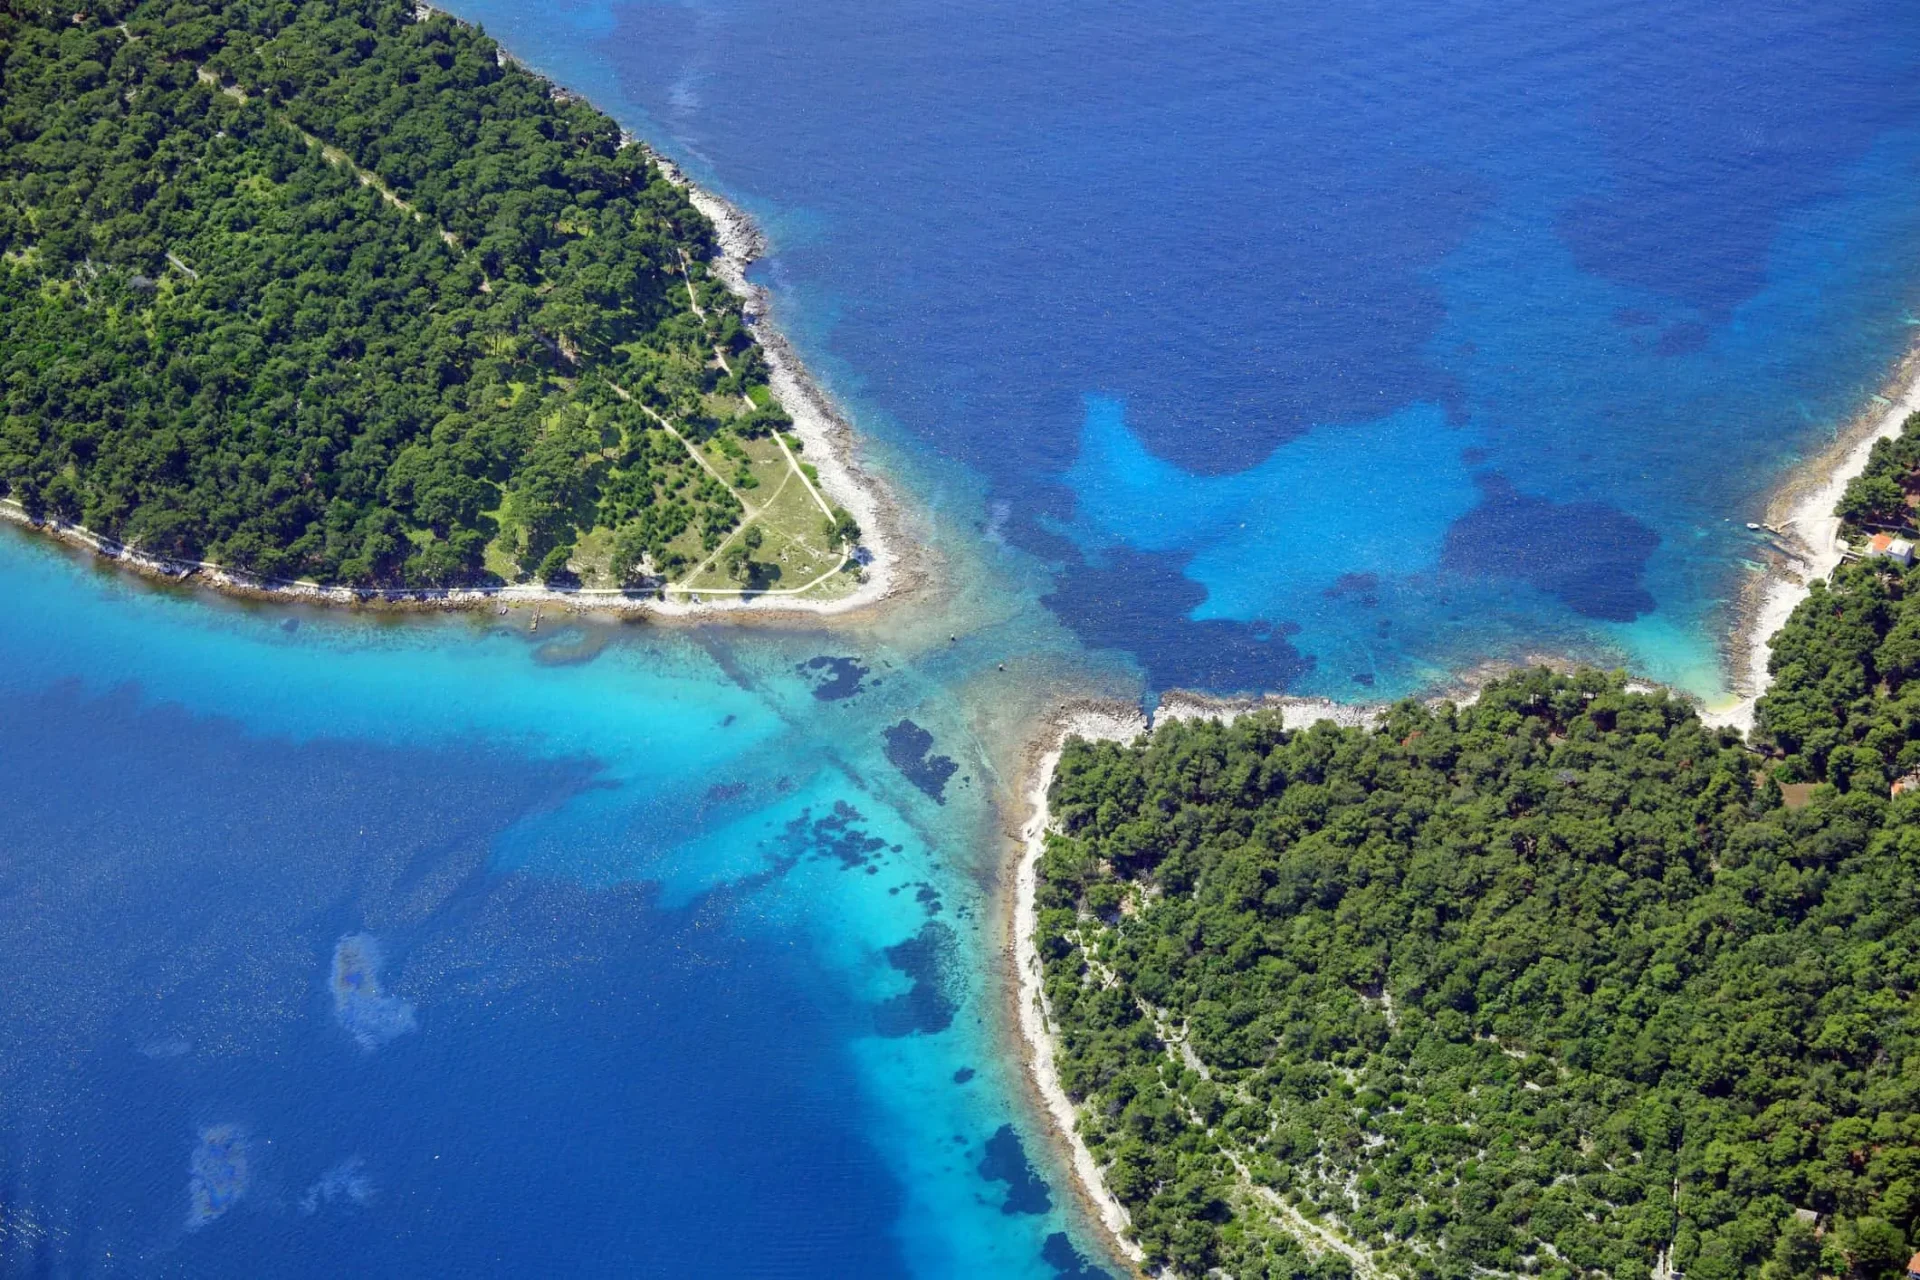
[1010,698,1152,1273]
[649,152,914,607]
[0,493,909,624]
[1706,339,1920,732]
[647,148,927,622]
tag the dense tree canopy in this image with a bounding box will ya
[0,0,784,585]
[1837,414,1920,533]
[1042,565,1920,1278]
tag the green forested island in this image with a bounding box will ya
[1039,550,1920,1278]
[0,0,856,592]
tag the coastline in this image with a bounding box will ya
[1149,652,1587,733]
[1708,340,1920,731]
[0,10,917,628]
[1010,698,1152,1273]
[648,151,915,620]
[1154,688,1384,732]
[1009,340,1920,1272]
[1006,690,1401,1274]
[0,493,911,625]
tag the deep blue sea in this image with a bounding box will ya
[6,0,1920,1273]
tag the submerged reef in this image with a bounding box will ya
[798,655,872,701]
[978,1124,1053,1216]
[881,720,960,803]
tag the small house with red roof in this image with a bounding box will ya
[1867,532,1915,566]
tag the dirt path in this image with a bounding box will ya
[773,427,835,521]
[181,75,839,603]
[633,400,749,505]
[678,250,707,319]
[674,467,792,587]
[606,382,849,593]
[197,60,465,250]
[1075,940,1384,1279]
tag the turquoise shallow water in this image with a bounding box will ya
[10,0,1920,1272]
[0,529,1125,1276]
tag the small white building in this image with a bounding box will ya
[1866,532,1915,566]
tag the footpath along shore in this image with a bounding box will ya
[1007,688,1416,1277]
[1007,684,1543,1276]
[647,151,904,608]
[0,488,912,623]
[1011,699,1152,1271]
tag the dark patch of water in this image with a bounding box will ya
[797,655,870,701]
[872,921,958,1037]
[1443,475,1659,621]
[977,1124,1051,1215]
[703,780,749,809]
[530,626,612,666]
[1043,547,1314,696]
[779,799,890,871]
[1043,1231,1114,1280]
[1653,321,1711,358]
[882,720,959,803]
[1559,1,1920,322]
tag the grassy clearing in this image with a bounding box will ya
[670,430,855,596]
